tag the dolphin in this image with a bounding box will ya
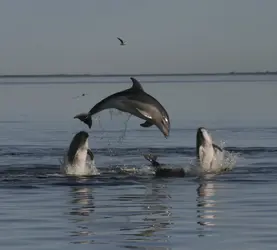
[117,37,126,46]
[143,127,225,176]
[143,154,185,177]
[60,131,96,176]
[74,77,170,137]
[196,127,223,171]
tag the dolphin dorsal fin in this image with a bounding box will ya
[130,77,144,91]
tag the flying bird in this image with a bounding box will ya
[73,93,87,99]
[117,37,126,46]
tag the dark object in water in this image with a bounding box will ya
[155,167,186,178]
[143,154,185,178]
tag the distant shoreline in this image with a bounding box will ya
[0,72,277,78]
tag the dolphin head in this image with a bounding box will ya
[155,113,170,138]
[67,131,89,163]
[196,127,212,147]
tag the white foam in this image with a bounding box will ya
[60,156,100,177]
[186,144,238,176]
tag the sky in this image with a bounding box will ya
[0,0,277,74]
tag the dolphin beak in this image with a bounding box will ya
[163,130,169,138]
[158,123,169,138]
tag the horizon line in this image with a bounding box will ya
[0,71,277,78]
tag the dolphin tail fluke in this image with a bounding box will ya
[143,154,160,167]
[74,113,92,129]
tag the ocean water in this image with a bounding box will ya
[0,75,277,250]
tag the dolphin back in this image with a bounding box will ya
[196,129,202,159]
[88,78,144,116]
[67,141,81,163]
[67,131,89,163]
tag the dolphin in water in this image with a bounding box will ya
[196,127,224,171]
[143,154,185,177]
[60,131,97,176]
[74,77,170,137]
[144,127,225,176]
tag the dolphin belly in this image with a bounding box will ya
[210,147,224,170]
[72,147,88,167]
[198,145,215,171]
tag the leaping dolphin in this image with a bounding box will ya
[196,127,223,171]
[74,77,170,138]
[60,131,96,176]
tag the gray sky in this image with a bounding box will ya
[0,0,277,74]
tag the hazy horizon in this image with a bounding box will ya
[1,0,277,75]
[1,71,277,77]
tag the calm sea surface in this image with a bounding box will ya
[0,75,277,250]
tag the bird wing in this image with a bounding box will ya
[117,37,124,44]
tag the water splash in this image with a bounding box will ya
[186,141,238,176]
[59,156,100,177]
[90,109,133,144]
[117,113,132,143]
[114,164,154,176]
[107,109,132,143]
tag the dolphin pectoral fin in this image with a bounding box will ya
[212,143,223,152]
[136,108,152,119]
[87,149,94,161]
[74,113,92,129]
[130,77,144,91]
[140,121,154,128]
